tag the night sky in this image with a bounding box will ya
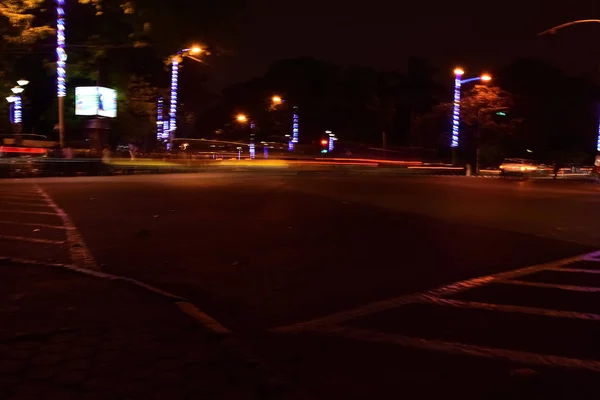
[209,0,600,89]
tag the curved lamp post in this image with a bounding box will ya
[450,68,491,155]
[56,0,66,148]
[539,19,600,153]
[168,46,203,150]
[538,19,600,36]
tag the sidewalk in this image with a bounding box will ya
[0,262,286,400]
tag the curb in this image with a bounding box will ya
[0,256,313,400]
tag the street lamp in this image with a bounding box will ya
[168,45,203,150]
[6,80,28,144]
[56,0,66,148]
[271,95,282,105]
[538,20,600,153]
[450,68,491,159]
[236,114,248,123]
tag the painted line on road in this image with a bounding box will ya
[0,209,60,216]
[271,295,424,333]
[0,235,65,245]
[312,325,600,374]
[176,302,231,334]
[1,201,53,208]
[547,266,600,274]
[421,295,600,322]
[0,195,47,202]
[271,251,594,333]
[498,279,600,293]
[581,252,600,262]
[36,187,100,271]
[0,220,70,230]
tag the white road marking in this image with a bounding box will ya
[1,201,53,208]
[0,220,70,230]
[498,279,600,293]
[0,195,47,202]
[547,266,600,274]
[422,296,600,322]
[176,302,232,334]
[36,187,101,271]
[313,325,600,374]
[0,209,59,216]
[271,251,593,333]
[271,295,423,333]
[0,235,65,245]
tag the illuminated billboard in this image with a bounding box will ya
[75,86,117,118]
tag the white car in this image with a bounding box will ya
[499,158,541,177]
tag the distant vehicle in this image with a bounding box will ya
[498,158,546,177]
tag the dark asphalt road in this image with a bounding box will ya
[3,172,600,399]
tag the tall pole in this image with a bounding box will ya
[156,96,164,143]
[168,57,179,151]
[56,0,66,148]
[451,71,462,159]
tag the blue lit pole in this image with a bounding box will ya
[249,121,256,159]
[597,113,600,153]
[168,46,202,151]
[290,105,299,151]
[450,68,491,165]
[168,56,180,151]
[156,96,164,143]
[14,95,22,124]
[56,0,66,148]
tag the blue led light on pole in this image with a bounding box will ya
[449,68,491,150]
[292,106,299,143]
[14,96,22,124]
[597,119,600,152]
[156,96,164,142]
[168,58,179,151]
[168,46,202,151]
[56,0,66,148]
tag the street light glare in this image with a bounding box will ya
[17,80,29,86]
[481,74,492,82]
[11,87,24,94]
[454,68,465,76]
[190,46,202,54]
[236,114,248,123]
[272,96,282,104]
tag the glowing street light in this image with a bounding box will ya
[168,45,204,150]
[271,95,282,105]
[236,114,248,123]
[56,0,66,148]
[450,67,491,150]
[17,80,29,87]
[538,20,600,153]
[11,87,24,94]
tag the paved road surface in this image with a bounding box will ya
[2,172,600,399]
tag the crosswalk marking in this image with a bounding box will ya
[0,234,65,245]
[421,296,600,321]
[315,325,600,374]
[1,201,53,208]
[0,220,69,230]
[272,250,600,374]
[498,279,600,293]
[0,209,60,216]
[271,251,593,333]
[547,266,600,274]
